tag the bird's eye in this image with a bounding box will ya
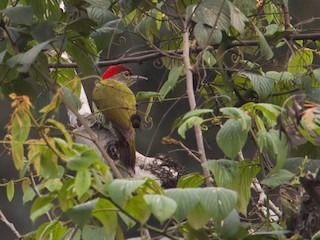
[123,71,130,77]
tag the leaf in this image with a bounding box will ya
[67,199,98,227]
[28,0,61,21]
[30,196,54,223]
[261,169,294,187]
[11,111,31,169]
[288,48,314,73]
[220,107,251,129]
[108,179,146,207]
[187,203,211,230]
[6,180,14,202]
[159,66,183,100]
[228,1,248,34]
[178,116,204,139]
[75,168,91,198]
[187,0,231,30]
[177,173,205,188]
[231,160,260,215]
[93,198,117,238]
[164,188,199,221]
[193,23,223,48]
[8,40,51,72]
[67,149,100,170]
[1,6,34,26]
[136,91,160,101]
[255,26,274,60]
[125,196,150,226]
[203,159,237,188]
[45,178,63,192]
[144,194,177,223]
[198,187,237,223]
[217,209,240,238]
[217,119,250,159]
[66,32,98,76]
[36,221,67,240]
[241,72,275,99]
[203,50,217,67]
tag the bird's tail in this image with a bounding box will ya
[118,136,136,173]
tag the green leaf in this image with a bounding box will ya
[36,221,67,240]
[217,119,250,159]
[61,87,82,111]
[67,149,100,171]
[313,68,320,83]
[6,180,14,202]
[1,6,34,26]
[30,196,54,223]
[67,199,98,227]
[8,40,51,72]
[217,209,240,238]
[187,0,231,30]
[240,72,275,99]
[261,169,294,187]
[0,0,8,10]
[177,173,205,188]
[11,111,31,169]
[75,168,91,198]
[199,187,237,222]
[136,91,160,101]
[193,23,223,47]
[108,179,146,207]
[125,196,150,226]
[45,178,63,192]
[187,203,211,230]
[220,107,251,129]
[255,26,274,60]
[288,48,314,73]
[159,66,183,100]
[82,225,111,240]
[23,187,36,204]
[66,32,98,76]
[164,188,199,221]
[203,50,217,67]
[144,194,177,224]
[228,1,248,34]
[93,198,117,239]
[203,159,237,188]
[231,160,260,215]
[178,116,204,139]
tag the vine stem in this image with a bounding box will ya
[0,210,21,238]
[182,22,213,187]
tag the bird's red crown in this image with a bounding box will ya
[101,65,132,79]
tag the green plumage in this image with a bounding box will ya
[92,77,136,172]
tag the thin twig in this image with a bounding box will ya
[0,210,21,238]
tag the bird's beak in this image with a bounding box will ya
[128,75,148,86]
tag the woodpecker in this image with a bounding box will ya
[92,65,146,172]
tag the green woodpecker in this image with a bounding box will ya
[92,65,146,172]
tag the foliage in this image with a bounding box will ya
[1,0,320,239]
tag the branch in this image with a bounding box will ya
[0,210,21,238]
[47,32,320,69]
[182,21,213,187]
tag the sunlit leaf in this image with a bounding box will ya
[30,196,54,223]
[6,180,14,202]
[288,48,314,73]
[75,168,91,198]
[159,66,183,100]
[177,173,205,188]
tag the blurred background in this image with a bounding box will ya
[1,1,320,238]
